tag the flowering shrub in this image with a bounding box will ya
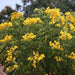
[0,7,75,75]
[28,51,45,68]
[22,33,36,41]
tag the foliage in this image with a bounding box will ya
[0,6,16,23]
[0,7,75,75]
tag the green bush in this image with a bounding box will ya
[0,7,75,75]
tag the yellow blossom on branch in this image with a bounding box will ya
[11,12,23,21]
[22,33,36,41]
[28,51,45,68]
[59,31,72,40]
[49,40,63,50]
[0,35,12,43]
[24,18,42,25]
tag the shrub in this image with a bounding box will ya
[0,7,75,75]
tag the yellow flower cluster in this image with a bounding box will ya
[0,35,12,43]
[45,7,60,24]
[45,7,60,15]
[24,18,42,25]
[45,7,75,31]
[5,46,18,72]
[59,31,72,40]
[65,12,72,21]
[0,23,6,30]
[54,56,62,62]
[0,22,12,30]
[4,22,13,27]
[63,24,68,29]
[65,12,75,25]
[22,33,36,41]
[49,22,61,27]
[6,64,18,72]
[45,7,75,32]
[69,24,75,31]
[68,52,75,60]
[55,24,61,27]
[60,16,65,26]
[65,12,71,16]
[70,16,75,25]
[28,51,45,68]
[5,46,18,62]
[49,40,63,50]
[11,12,23,21]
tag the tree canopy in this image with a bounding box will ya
[0,6,16,23]
[21,0,75,17]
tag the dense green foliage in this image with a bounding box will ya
[0,7,75,75]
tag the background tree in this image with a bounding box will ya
[16,4,21,11]
[0,6,16,23]
[21,0,75,17]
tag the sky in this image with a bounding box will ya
[0,0,23,12]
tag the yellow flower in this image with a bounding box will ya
[59,58,61,62]
[39,20,42,23]
[5,46,17,63]
[17,12,22,16]
[59,31,72,40]
[8,22,13,27]
[33,51,35,55]
[32,63,36,68]
[14,65,18,68]
[7,35,12,40]
[14,46,18,49]
[27,57,33,61]
[0,39,6,43]
[34,55,38,60]
[47,6,50,10]
[68,52,75,59]
[33,60,36,64]
[0,35,12,43]
[49,22,52,25]
[0,23,6,30]
[28,51,45,68]
[6,67,10,71]
[40,54,45,58]
[24,18,42,25]
[45,73,48,75]
[11,12,23,21]
[54,56,62,62]
[55,24,60,27]
[65,54,68,57]
[68,55,72,58]
[22,33,36,41]
[49,40,63,50]
[71,52,75,56]
[69,24,75,31]
[13,57,16,60]
[65,12,71,15]
[49,41,54,46]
